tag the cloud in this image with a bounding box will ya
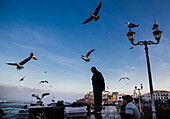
[0,83,82,103]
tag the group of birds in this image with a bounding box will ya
[19,75,49,84]
[125,21,159,30]
[81,2,102,62]
[5,52,51,100]
[125,21,159,50]
[81,1,159,62]
[5,1,160,102]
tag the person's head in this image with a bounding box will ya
[122,95,133,106]
[91,66,97,73]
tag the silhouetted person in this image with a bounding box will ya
[119,104,126,119]
[122,95,141,119]
[91,67,105,113]
[57,100,64,107]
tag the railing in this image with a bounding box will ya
[29,106,64,119]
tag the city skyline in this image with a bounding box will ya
[0,0,170,102]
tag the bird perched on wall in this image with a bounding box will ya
[32,93,50,100]
[125,22,139,29]
[39,80,48,84]
[6,53,37,70]
[82,1,102,24]
[152,21,159,30]
[119,77,130,82]
[81,49,95,62]
[19,77,25,82]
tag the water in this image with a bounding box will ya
[0,100,31,119]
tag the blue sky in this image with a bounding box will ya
[0,0,170,102]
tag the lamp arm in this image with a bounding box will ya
[147,40,160,45]
[131,40,160,46]
[131,41,144,46]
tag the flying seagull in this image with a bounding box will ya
[119,77,130,82]
[152,21,159,30]
[19,77,25,82]
[129,47,134,49]
[81,49,95,62]
[6,53,37,70]
[44,71,47,73]
[32,93,50,100]
[82,1,102,24]
[125,22,139,29]
[39,80,49,84]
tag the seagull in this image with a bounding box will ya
[44,71,47,73]
[140,84,143,89]
[119,77,130,82]
[152,21,159,30]
[81,49,95,62]
[129,47,134,49]
[82,2,102,24]
[6,53,37,70]
[125,22,139,29]
[39,80,48,84]
[32,93,50,100]
[19,77,25,82]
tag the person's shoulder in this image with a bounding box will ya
[126,102,136,109]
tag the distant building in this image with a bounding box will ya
[78,91,126,105]
[142,90,170,103]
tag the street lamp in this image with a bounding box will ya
[126,22,162,119]
[135,84,143,113]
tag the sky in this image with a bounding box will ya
[0,0,170,103]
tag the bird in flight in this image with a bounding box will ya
[81,49,95,62]
[129,47,134,49]
[82,1,102,24]
[6,53,37,70]
[152,21,159,30]
[39,80,49,84]
[19,77,25,82]
[44,71,47,73]
[125,22,139,29]
[119,77,130,82]
[32,93,50,100]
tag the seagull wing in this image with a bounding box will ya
[93,1,102,15]
[6,63,17,66]
[19,57,32,65]
[85,49,95,58]
[129,23,136,26]
[19,77,25,82]
[82,16,93,24]
[32,94,41,100]
[129,47,134,49]
[41,93,50,99]
[45,81,48,83]
[125,77,130,80]
[119,78,123,82]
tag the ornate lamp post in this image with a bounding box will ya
[135,84,143,113]
[126,23,162,119]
